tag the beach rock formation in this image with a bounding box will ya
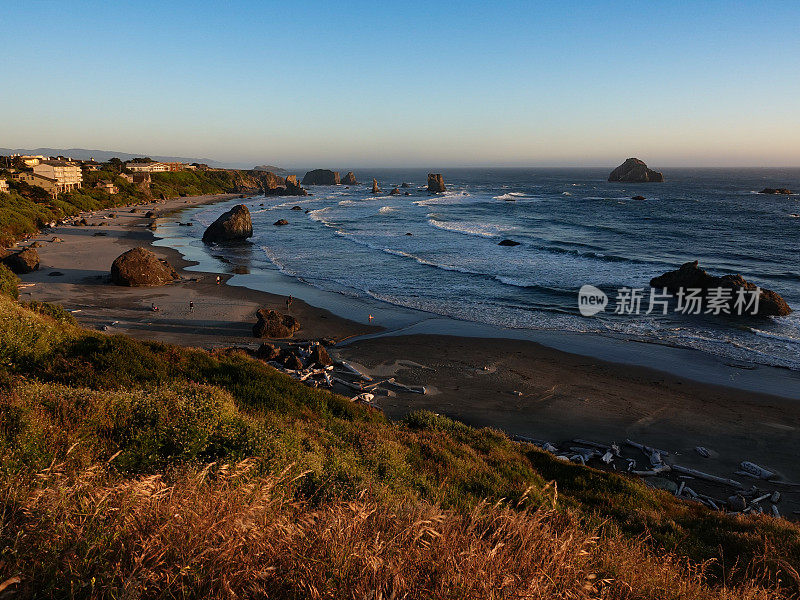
[498,239,520,247]
[261,172,308,196]
[255,342,280,361]
[310,344,332,367]
[427,173,446,193]
[759,188,793,195]
[202,205,253,244]
[274,219,289,226]
[631,195,646,200]
[608,158,664,183]
[110,247,177,287]
[342,171,358,185]
[371,179,380,194]
[252,308,301,338]
[650,260,792,317]
[302,169,341,185]
[389,187,401,195]
[401,182,411,188]
[3,248,40,274]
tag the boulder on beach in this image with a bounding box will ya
[341,171,358,185]
[252,308,301,338]
[371,178,381,194]
[310,343,332,367]
[110,247,177,287]
[274,219,289,226]
[498,239,520,247]
[608,158,664,183]
[302,169,341,185]
[427,173,446,193]
[3,248,40,274]
[759,188,793,195]
[255,342,280,361]
[283,353,304,371]
[202,204,253,244]
[650,260,792,317]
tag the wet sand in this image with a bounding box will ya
[13,192,800,513]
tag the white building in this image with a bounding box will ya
[33,159,82,193]
[127,162,169,173]
[0,178,9,193]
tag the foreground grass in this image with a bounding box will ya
[0,291,798,597]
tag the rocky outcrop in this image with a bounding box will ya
[252,308,301,338]
[110,247,177,287]
[3,248,40,274]
[650,261,792,317]
[274,219,289,226]
[427,173,446,193]
[302,169,341,185]
[608,158,664,183]
[255,342,280,360]
[400,182,411,188]
[341,171,358,185]
[759,188,793,195]
[202,205,253,244]
[389,187,401,195]
[631,195,646,201]
[259,172,308,196]
[371,179,381,194]
[498,239,520,247]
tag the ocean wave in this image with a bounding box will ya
[413,190,472,207]
[378,206,397,214]
[493,192,529,201]
[427,218,508,238]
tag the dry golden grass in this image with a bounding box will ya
[0,458,784,600]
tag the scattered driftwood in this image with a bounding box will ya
[739,461,776,480]
[671,465,744,489]
[695,446,711,458]
[340,361,373,381]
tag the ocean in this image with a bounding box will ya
[154,168,800,371]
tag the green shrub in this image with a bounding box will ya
[0,264,19,299]
[21,300,76,324]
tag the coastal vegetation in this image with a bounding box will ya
[0,167,260,246]
[0,276,799,598]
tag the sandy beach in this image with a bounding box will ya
[13,192,800,515]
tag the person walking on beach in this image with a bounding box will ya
[189,300,194,313]
[286,295,294,310]
[216,275,221,285]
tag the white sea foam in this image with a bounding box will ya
[493,192,528,201]
[427,218,506,238]
[378,206,397,214]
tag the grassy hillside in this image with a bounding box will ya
[0,169,259,246]
[0,278,798,598]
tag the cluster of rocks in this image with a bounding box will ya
[110,247,178,287]
[252,308,301,338]
[650,260,792,316]
[1,247,40,274]
[759,188,793,195]
[608,158,664,183]
[300,169,359,186]
[261,172,308,196]
[202,205,253,244]
[256,340,332,371]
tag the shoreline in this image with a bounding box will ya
[13,192,800,505]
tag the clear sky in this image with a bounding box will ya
[2,1,799,167]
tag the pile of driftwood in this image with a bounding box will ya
[513,435,796,519]
[259,340,427,407]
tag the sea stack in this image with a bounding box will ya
[202,204,253,243]
[650,261,792,317]
[341,171,358,185]
[371,178,380,194]
[110,247,177,287]
[608,158,664,183]
[427,173,446,193]
[301,169,341,185]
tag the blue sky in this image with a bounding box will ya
[2,1,799,167]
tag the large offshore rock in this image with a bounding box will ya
[341,171,358,185]
[111,247,177,287]
[427,173,446,193]
[650,260,791,316]
[608,158,664,183]
[302,169,341,185]
[202,205,253,243]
